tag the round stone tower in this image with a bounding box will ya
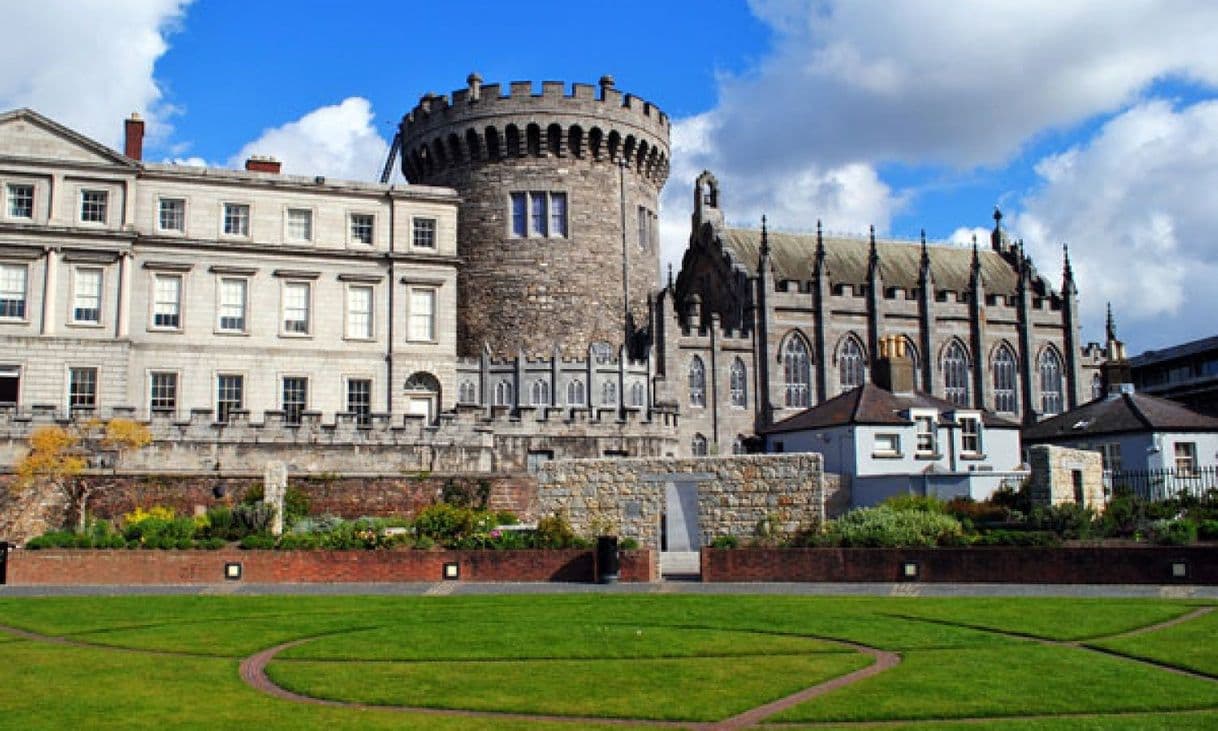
[399,73,670,358]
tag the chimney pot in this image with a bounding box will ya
[124,113,145,161]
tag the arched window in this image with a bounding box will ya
[568,125,584,158]
[691,433,708,457]
[546,123,562,157]
[530,378,550,406]
[992,344,1018,414]
[505,125,521,157]
[784,335,811,407]
[464,129,481,162]
[458,380,477,404]
[730,358,747,408]
[494,379,513,406]
[484,126,501,160]
[1091,372,1103,400]
[689,356,706,407]
[1039,348,1064,415]
[629,381,646,407]
[943,341,970,406]
[526,124,541,156]
[839,337,865,390]
[567,378,586,406]
[601,381,617,406]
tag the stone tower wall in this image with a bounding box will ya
[399,76,670,358]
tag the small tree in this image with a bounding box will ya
[13,419,151,533]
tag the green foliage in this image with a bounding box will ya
[203,507,235,540]
[711,535,740,549]
[989,480,1033,515]
[283,488,310,524]
[24,531,78,550]
[1198,519,1218,541]
[972,530,1061,547]
[945,497,1009,526]
[825,506,964,547]
[1030,503,1100,540]
[413,503,476,543]
[1150,519,1197,546]
[239,534,275,550]
[440,478,492,509]
[619,537,640,550]
[882,494,947,514]
[534,514,576,549]
[232,502,274,536]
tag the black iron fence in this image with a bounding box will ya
[1104,466,1218,501]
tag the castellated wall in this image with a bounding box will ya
[536,454,829,549]
[399,77,670,358]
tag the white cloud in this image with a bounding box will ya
[227,98,389,182]
[0,0,189,148]
[1014,100,1218,348]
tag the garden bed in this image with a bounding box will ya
[5,547,656,585]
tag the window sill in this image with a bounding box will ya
[404,338,439,345]
[342,335,377,343]
[872,452,905,459]
[279,332,314,339]
[914,452,943,460]
[0,318,29,325]
[960,452,988,461]
[147,326,183,334]
[67,322,105,329]
[214,330,250,337]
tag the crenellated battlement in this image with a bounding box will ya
[400,73,671,187]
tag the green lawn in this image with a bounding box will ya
[0,594,1213,729]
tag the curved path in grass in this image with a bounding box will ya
[239,633,899,730]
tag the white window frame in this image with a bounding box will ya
[406,286,436,342]
[285,207,314,243]
[157,197,186,233]
[216,276,249,334]
[958,414,983,455]
[912,409,938,456]
[348,212,375,247]
[67,365,99,413]
[6,183,34,220]
[873,433,902,457]
[0,263,28,321]
[345,376,374,426]
[215,372,245,423]
[150,273,183,331]
[148,370,180,417]
[508,190,568,239]
[411,217,437,249]
[79,189,108,225]
[280,280,312,336]
[221,202,251,238]
[1175,442,1197,477]
[344,284,374,340]
[69,266,104,326]
[281,375,309,425]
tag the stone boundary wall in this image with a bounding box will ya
[5,548,655,585]
[537,454,826,549]
[701,547,1218,584]
[1028,445,1105,510]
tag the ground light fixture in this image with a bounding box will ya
[443,562,460,580]
[1171,561,1188,579]
[224,562,242,581]
[902,561,920,580]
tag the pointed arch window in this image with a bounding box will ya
[629,381,646,407]
[691,433,708,457]
[1039,348,1064,415]
[458,380,477,404]
[530,378,550,406]
[839,337,865,390]
[784,335,811,407]
[729,358,747,408]
[601,381,617,406]
[567,378,586,406]
[493,379,513,406]
[992,344,1018,413]
[689,356,706,407]
[943,340,970,406]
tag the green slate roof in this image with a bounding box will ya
[720,228,1024,296]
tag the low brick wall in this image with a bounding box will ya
[6,548,654,585]
[701,547,1218,584]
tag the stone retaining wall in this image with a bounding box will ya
[5,548,655,585]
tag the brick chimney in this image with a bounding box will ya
[873,334,915,394]
[124,113,144,160]
[244,155,281,174]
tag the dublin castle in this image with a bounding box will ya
[0,74,1096,470]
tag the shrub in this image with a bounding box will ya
[1031,503,1100,540]
[534,514,576,549]
[121,505,176,525]
[414,535,435,550]
[945,497,1009,525]
[414,503,476,543]
[974,530,1061,547]
[232,502,274,536]
[440,478,492,509]
[883,495,947,514]
[204,507,235,540]
[277,533,321,550]
[826,506,964,547]
[289,515,345,536]
[711,535,739,549]
[1151,519,1197,546]
[25,531,77,550]
[198,537,226,550]
[283,487,310,524]
[619,537,640,550]
[239,534,275,550]
[1198,519,1218,541]
[990,480,1033,515]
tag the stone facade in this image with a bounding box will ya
[1027,444,1105,511]
[536,453,828,549]
[399,75,670,358]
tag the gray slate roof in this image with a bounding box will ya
[1129,334,1218,367]
[762,383,1020,434]
[1023,391,1218,442]
[720,228,1023,296]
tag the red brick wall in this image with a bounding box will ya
[6,548,654,585]
[701,547,1218,584]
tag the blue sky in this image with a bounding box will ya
[5,0,1218,354]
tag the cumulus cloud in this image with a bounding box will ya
[0,0,189,148]
[1014,100,1218,349]
[227,98,389,183]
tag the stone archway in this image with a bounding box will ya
[404,371,440,424]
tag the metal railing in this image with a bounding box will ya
[1104,466,1218,501]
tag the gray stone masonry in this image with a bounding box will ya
[1028,444,1105,511]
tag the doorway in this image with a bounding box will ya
[661,479,701,577]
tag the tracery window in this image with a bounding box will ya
[530,378,550,406]
[567,378,586,406]
[1040,348,1064,415]
[784,336,811,407]
[729,358,747,408]
[839,337,865,390]
[688,356,706,407]
[943,340,970,406]
[993,344,1018,413]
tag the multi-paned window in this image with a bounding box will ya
[0,264,26,319]
[959,416,982,454]
[222,203,250,236]
[873,433,901,456]
[915,414,937,455]
[69,367,97,412]
[530,378,550,406]
[282,281,311,334]
[347,378,372,426]
[1098,443,1122,472]
[216,374,243,423]
[412,217,436,248]
[691,433,708,457]
[218,278,247,332]
[688,356,706,407]
[601,381,617,406]
[152,274,182,329]
[72,268,102,324]
[943,340,970,406]
[282,376,308,425]
[839,337,865,390]
[158,198,185,231]
[509,191,567,238]
[1175,442,1197,477]
[346,285,373,339]
[1039,348,1064,416]
[407,288,435,341]
[629,381,646,407]
[149,372,178,414]
[286,208,313,242]
[349,213,374,245]
[80,190,107,223]
[784,336,811,407]
[458,380,477,404]
[730,357,747,408]
[494,379,513,406]
[567,379,586,406]
[7,184,33,219]
[993,344,1018,413]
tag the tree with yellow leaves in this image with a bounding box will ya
[13,419,151,533]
